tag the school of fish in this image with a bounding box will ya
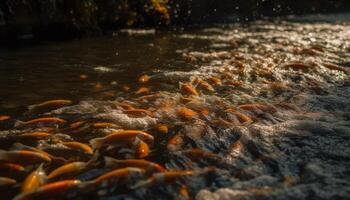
[0,19,349,200]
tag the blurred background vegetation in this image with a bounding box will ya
[0,0,349,42]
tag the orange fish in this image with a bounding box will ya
[0,177,16,186]
[323,63,349,73]
[0,150,51,165]
[136,93,162,102]
[124,109,153,117]
[15,117,66,127]
[156,124,169,134]
[12,143,64,164]
[183,148,220,160]
[94,82,103,90]
[179,97,195,104]
[21,164,47,193]
[63,142,93,154]
[0,162,25,174]
[17,132,51,139]
[232,111,253,124]
[28,100,72,111]
[90,130,154,149]
[178,185,190,200]
[230,140,243,153]
[193,78,215,92]
[79,74,88,80]
[283,62,315,72]
[177,107,198,120]
[207,77,222,86]
[133,170,194,188]
[68,121,86,129]
[135,138,150,158]
[0,115,11,121]
[14,180,81,200]
[122,85,131,92]
[135,87,150,95]
[138,74,151,83]
[225,80,243,87]
[104,157,165,172]
[48,162,87,179]
[103,91,116,98]
[180,83,199,96]
[92,122,120,129]
[167,134,184,151]
[93,167,145,184]
[116,102,135,110]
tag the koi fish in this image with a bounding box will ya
[79,74,88,80]
[11,143,66,164]
[0,162,25,174]
[138,74,151,83]
[16,132,51,140]
[104,157,165,172]
[134,138,150,158]
[48,162,87,179]
[0,115,11,121]
[135,87,150,95]
[0,150,51,165]
[15,117,66,127]
[0,177,16,186]
[167,134,185,151]
[21,164,47,193]
[156,124,169,134]
[116,102,136,110]
[124,109,153,117]
[14,180,82,200]
[63,142,93,154]
[90,130,154,149]
[93,167,145,184]
[28,100,72,111]
[180,83,199,96]
[193,78,215,92]
[177,107,198,120]
[207,77,222,86]
[132,170,194,188]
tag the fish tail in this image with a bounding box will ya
[131,179,152,189]
[13,192,29,200]
[77,180,96,192]
[14,120,25,127]
[27,104,37,111]
[86,150,100,167]
[89,138,103,149]
[104,156,121,167]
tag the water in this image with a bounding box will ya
[0,14,349,200]
[0,31,208,113]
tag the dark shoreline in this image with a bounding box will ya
[1,0,349,45]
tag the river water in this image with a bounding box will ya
[0,14,349,200]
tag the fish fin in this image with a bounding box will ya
[89,138,102,149]
[78,180,97,191]
[104,156,121,167]
[131,179,152,189]
[86,150,100,167]
[27,104,37,111]
[13,192,30,200]
[14,120,25,127]
[11,142,27,150]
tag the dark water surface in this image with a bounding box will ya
[0,31,208,113]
